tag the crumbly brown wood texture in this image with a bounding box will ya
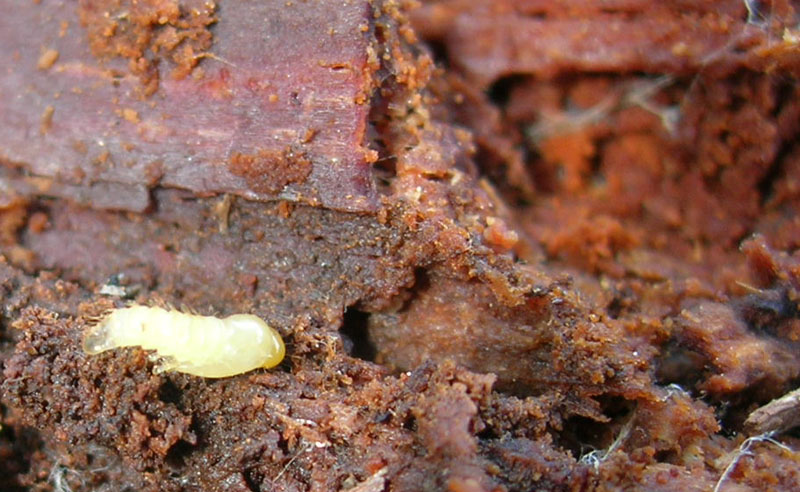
[0,0,377,212]
[2,0,800,491]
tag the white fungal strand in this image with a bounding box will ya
[83,305,285,378]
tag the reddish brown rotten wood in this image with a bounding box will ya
[0,0,380,212]
[412,0,800,87]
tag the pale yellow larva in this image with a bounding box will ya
[82,305,285,378]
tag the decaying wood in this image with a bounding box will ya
[0,0,380,212]
[745,387,800,435]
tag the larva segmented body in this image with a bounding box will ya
[83,305,285,378]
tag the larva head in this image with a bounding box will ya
[223,314,285,370]
[261,324,285,369]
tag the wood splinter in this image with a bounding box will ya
[744,387,800,435]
